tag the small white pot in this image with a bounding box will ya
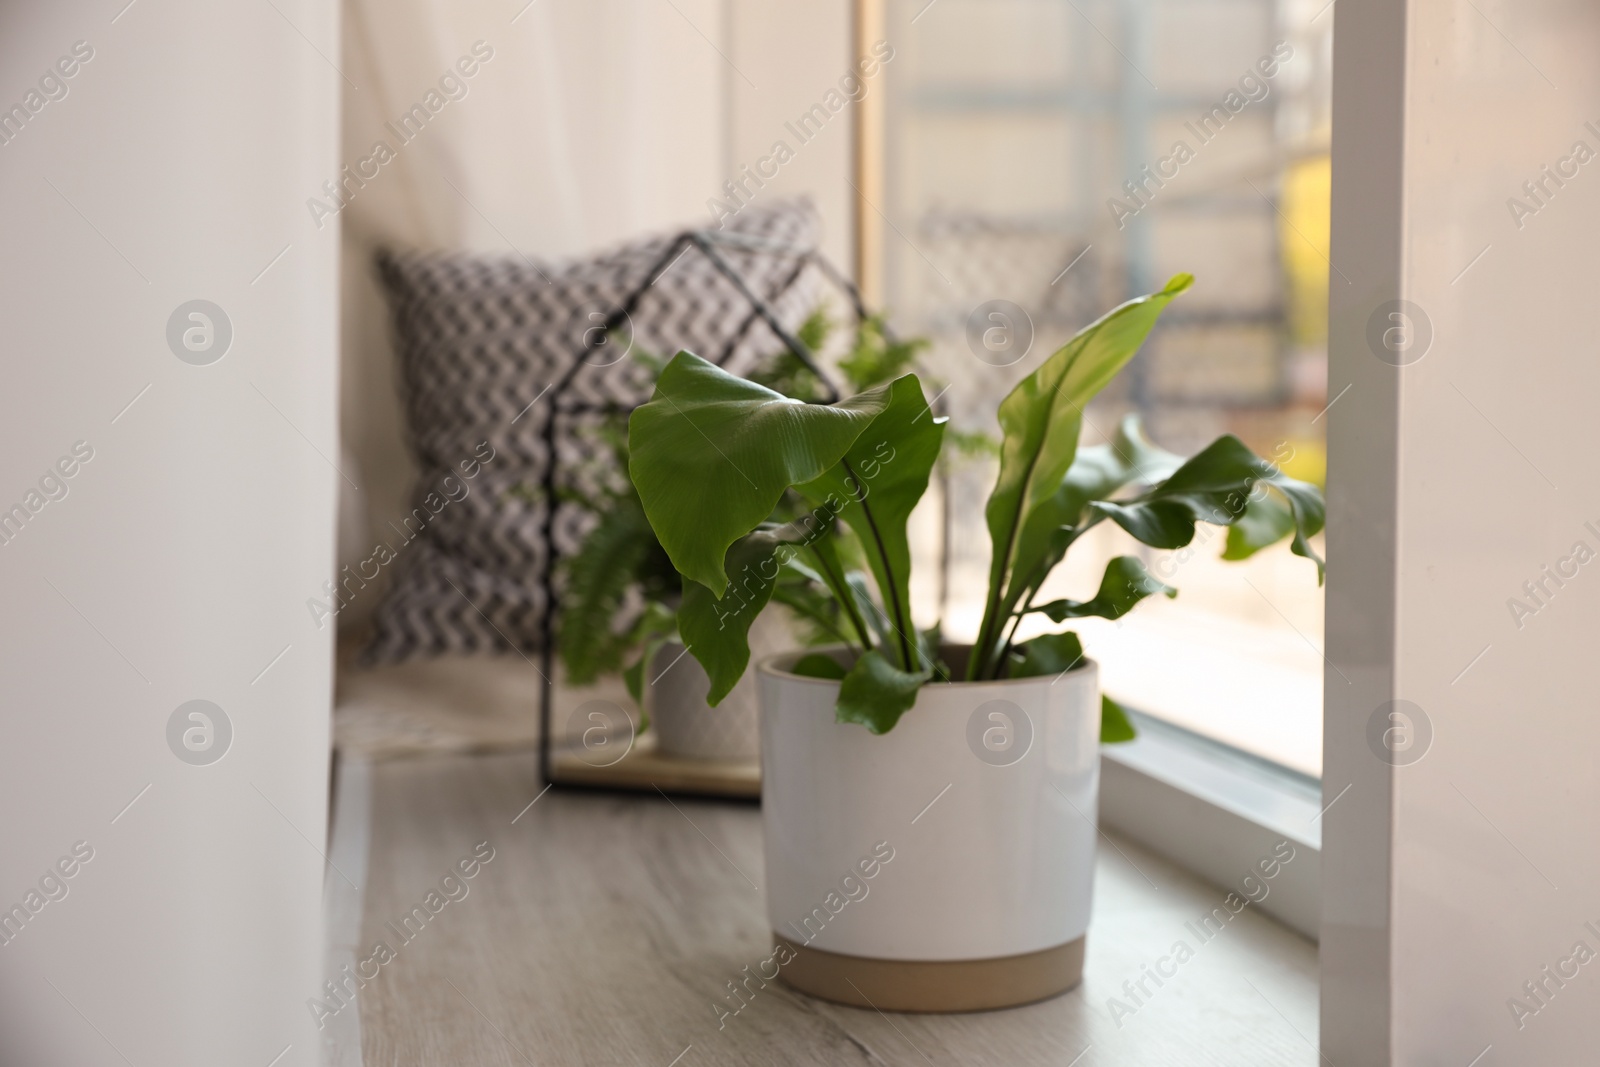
[757,647,1100,1012]
[646,641,759,762]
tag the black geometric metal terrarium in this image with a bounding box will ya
[534,225,891,799]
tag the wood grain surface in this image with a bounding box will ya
[351,749,1318,1066]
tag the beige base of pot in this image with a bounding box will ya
[773,935,1085,1013]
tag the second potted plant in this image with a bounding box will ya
[627,273,1324,1010]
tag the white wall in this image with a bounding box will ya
[726,0,855,272]
[1323,0,1600,1061]
[0,2,338,1064]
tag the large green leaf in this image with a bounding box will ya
[1031,555,1176,622]
[835,650,931,734]
[1005,630,1086,679]
[796,376,945,671]
[677,525,805,705]
[1100,694,1137,743]
[628,352,894,596]
[1002,415,1184,610]
[1089,435,1326,581]
[1223,491,1296,561]
[972,276,1191,679]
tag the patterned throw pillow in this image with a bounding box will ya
[363,200,822,664]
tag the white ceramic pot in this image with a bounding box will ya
[756,647,1100,1012]
[646,641,759,762]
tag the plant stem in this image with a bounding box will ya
[980,515,1102,679]
[839,458,917,671]
[982,552,1058,679]
[969,448,1045,680]
[994,609,1026,679]
[806,541,875,652]
[979,566,1045,679]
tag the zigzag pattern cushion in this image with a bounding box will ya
[363,200,821,664]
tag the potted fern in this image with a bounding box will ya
[556,313,942,761]
[627,274,1324,1011]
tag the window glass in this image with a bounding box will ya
[885,0,1334,776]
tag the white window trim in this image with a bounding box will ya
[1100,712,1322,941]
